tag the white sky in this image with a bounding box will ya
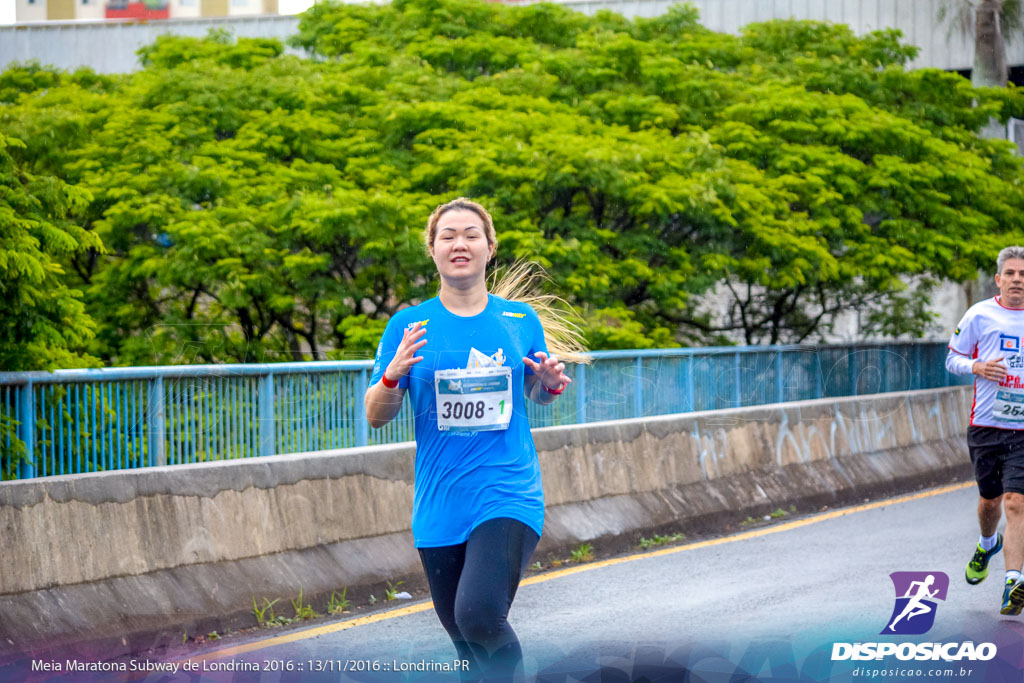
[0,0,317,24]
[1,0,15,25]
[279,0,316,14]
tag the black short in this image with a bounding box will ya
[968,426,1024,498]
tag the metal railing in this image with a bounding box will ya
[0,342,967,480]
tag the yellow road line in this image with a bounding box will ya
[522,481,973,585]
[186,481,973,664]
[180,603,437,667]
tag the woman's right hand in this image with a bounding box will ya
[384,321,427,382]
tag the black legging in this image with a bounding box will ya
[418,517,540,681]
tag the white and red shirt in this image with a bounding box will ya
[947,296,1024,428]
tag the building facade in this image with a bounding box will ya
[8,0,1021,74]
[14,0,277,22]
[15,0,106,22]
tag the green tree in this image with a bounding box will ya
[4,2,1024,360]
[0,133,101,370]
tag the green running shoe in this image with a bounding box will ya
[1001,577,1024,616]
[966,533,1003,585]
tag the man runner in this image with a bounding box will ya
[946,246,1024,615]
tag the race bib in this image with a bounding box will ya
[434,366,513,432]
[994,386,1024,422]
[994,355,1024,423]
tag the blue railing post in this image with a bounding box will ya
[147,376,166,466]
[685,355,694,412]
[634,356,643,418]
[734,351,741,406]
[775,351,784,404]
[881,348,889,394]
[356,369,369,447]
[17,382,35,479]
[849,347,858,395]
[258,373,275,457]
[575,363,586,425]
[815,349,823,399]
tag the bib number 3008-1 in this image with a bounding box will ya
[434,366,513,432]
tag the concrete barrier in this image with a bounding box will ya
[0,386,972,658]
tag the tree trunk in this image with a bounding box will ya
[974,0,1008,87]
[974,0,1008,138]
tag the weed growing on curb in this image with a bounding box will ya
[368,594,377,604]
[385,580,405,601]
[291,589,319,620]
[637,532,686,550]
[327,589,351,614]
[252,596,293,628]
[529,561,543,571]
[769,508,788,519]
[207,631,220,641]
[570,543,594,563]
[251,596,278,628]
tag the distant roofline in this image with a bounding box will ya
[5,12,293,29]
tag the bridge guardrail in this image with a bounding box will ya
[0,341,967,480]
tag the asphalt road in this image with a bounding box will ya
[12,481,1024,682]
[166,481,1024,682]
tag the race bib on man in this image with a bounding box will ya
[434,366,513,432]
[993,386,1024,422]
[993,355,1024,422]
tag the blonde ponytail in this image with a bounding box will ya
[489,261,591,365]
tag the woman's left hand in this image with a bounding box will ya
[523,351,572,391]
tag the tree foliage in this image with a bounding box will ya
[3,0,1024,366]
[0,131,101,370]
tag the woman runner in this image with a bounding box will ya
[364,198,583,680]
